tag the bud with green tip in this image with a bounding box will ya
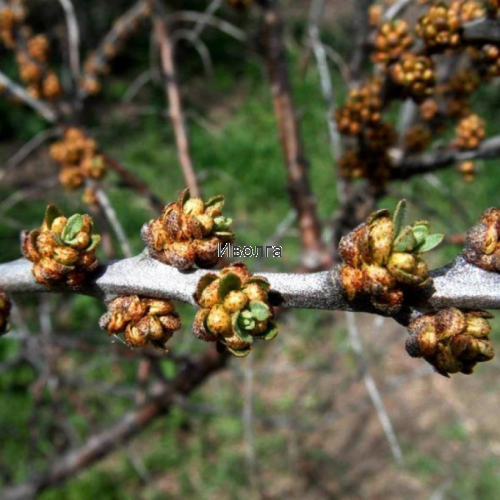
[100,295,181,351]
[142,188,235,270]
[21,205,101,286]
[406,308,495,377]
[193,263,277,357]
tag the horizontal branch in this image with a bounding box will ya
[1,252,500,324]
[394,135,500,179]
[462,18,500,43]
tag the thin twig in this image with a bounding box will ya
[186,0,224,43]
[122,71,152,103]
[259,0,329,270]
[345,312,404,464]
[383,0,412,22]
[102,152,164,212]
[95,188,133,258]
[0,71,58,123]
[57,0,81,86]
[308,0,345,202]
[0,128,61,180]
[168,10,247,42]
[152,1,201,197]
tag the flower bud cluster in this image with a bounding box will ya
[449,0,486,23]
[372,20,414,66]
[339,200,443,314]
[463,208,500,271]
[141,189,234,270]
[80,3,150,96]
[0,291,11,335]
[469,44,500,80]
[100,296,181,351]
[49,128,107,190]
[0,1,26,48]
[390,53,436,103]
[0,0,62,101]
[439,68,480,119]
[455,113,485,150]
[404,124,432,154]
[416,3,461,51]
[193,263,277,357]
[21,205,101,286]
[406,308,494,377]
[456,160,476,182]
[335,78,383,135]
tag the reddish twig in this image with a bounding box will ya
[258,0,330,270]
[151,1,201,198]
[102,152,165,212]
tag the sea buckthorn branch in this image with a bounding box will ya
[1,237,500,315]
[80,0,151,97]
[462,17,500,43]
[150,0,201,198]
[257,0,330,270]
[334,2,500,187]
[394,134,500,179]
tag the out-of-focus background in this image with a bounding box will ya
[2,0,500,498]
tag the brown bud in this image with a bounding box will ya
[206,305,232,337]
[434,307,466,339]
[193,309,217,342]
[465,315,492,338]
[195,214,214,235]
[198,279,220,309]
[361,265,396,295]
[147,299,174,316]
[242,282,268,303]
[193,237,219,269]
[158,314,181,333]
[341,265,363,301]
[124,324,148,348]
[183,198,205,216]
[369,216,394,265]
[53,246,79,266]
[432,344,463,377]
[224,290,248,313]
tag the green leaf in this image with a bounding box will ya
[256,321,278,341]
[249,301,270,321]
[232,312,254,342]
[218,273,241,300]
[195,273,218,302]
[411,222,430,246]
[415,233,444,253]
[367,209,390,225]
[86,235,101,252]
[206,195,225,209]
[213,216,232,231]
[244,277,270,291]
[393,226,417,252]
[227,345,252,357]
[44,205,63,228]
[178,188,190,206]
[392,200,407,240]
[61,214,83,243]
